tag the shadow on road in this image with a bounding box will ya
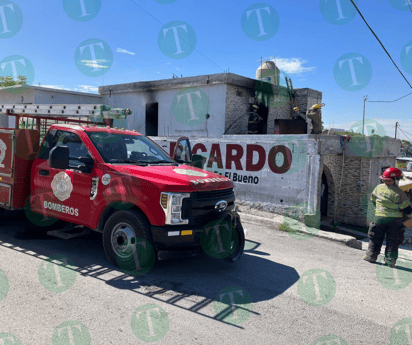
[0,212,300,328]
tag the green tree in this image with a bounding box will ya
[0,75,27,88]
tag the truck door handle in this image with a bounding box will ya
[39,169,49,176]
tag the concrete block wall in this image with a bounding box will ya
[323,155,372,227]
[224,84,254,135]
[224,83,323,135]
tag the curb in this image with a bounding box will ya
[239,213,362,250]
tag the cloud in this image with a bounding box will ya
[40,84,98,93]
[116,48,136,56]
[271,58,316,75]
[77,85,98,93]
[81,60,110,69]
[176,67,180,71]
[156,71,160,74]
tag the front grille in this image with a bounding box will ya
[191,188,234,200]
[182,188,235,226]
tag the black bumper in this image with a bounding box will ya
[151,212,234,251]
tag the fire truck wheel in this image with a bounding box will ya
[102,210,156,272]
[223,216,245,263]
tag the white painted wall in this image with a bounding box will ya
[0,87,102,129]
[34,89,102,105]
[102,84,227,138]
[152,134,322,214]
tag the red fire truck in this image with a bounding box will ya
[0,104,244,272]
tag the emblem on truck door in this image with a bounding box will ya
[215,200,228,212]
[0,139,6,168]
[51,172,73,202]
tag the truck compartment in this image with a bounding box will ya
[0,129,40,210]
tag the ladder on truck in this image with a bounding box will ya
[0,104,132,140]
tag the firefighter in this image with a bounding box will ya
[363,167,412,267]
[306,104,323,134]
[248,105,263,134]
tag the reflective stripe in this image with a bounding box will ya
[167,231,180,237]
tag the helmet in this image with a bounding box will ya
[310,104,321,110]
[380,167,403,180]
[293,106,299,112]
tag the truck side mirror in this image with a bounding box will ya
[49,146,69,170]
[192,154,206,169]
[172,137,192,164]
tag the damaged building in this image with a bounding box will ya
[0,63,401,228]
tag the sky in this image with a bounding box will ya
[2,0,412,140]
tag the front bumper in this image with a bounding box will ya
[151,212,233,251]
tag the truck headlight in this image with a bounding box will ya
[160,192,190,225]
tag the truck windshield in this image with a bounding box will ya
[87,132,175,164]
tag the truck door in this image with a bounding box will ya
[172,137,207,169]
[31,130,95,227]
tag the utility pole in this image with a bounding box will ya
[362,95,368,135]
[395,122,399,139]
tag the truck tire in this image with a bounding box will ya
[224,216,245,263]
[102,210,156,274]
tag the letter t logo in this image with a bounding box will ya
[0,4,14,34]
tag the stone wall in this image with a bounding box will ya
[224,82,323,135]
[323,155,372,227]
[224,84,254,135]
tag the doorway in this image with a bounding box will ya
[321,172,328,217]
[145,103,158,136]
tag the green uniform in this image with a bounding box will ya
[306,108,322,134]
[248,111,263,134]
[371,184,412,218]
[364,183,411,265]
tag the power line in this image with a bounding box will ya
[128,0,225,73]
[368,91,412,103]
[349,0,412,89]
[398,127,412,141]
[407,0,412,13]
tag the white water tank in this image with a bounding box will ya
[256,61,280,85]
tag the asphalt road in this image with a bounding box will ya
[0,212,411,345]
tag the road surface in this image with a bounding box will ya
[0,212,411,344]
